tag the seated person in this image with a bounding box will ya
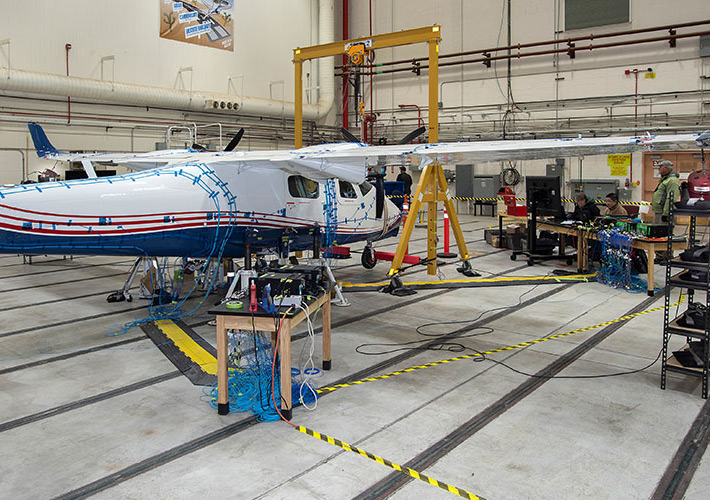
[601,192,628,216]
[570,193,600,222]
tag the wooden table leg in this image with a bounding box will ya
[322,294,331,370]
[279,320,292,420]
[647,242,655,296]
[216,316,229,415]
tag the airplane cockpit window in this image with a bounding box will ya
[288,176,319,199]
[339,180,358,199]
[359,181,374,195]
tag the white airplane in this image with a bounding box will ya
[0,124,400,265]
[0,124,706,269]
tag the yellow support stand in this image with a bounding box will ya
[388,163,470,276]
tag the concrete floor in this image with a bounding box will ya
[1,213,709,500]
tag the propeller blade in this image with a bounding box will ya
[398,126,426,145]
[340,127,360,143]
[224,128,245,151]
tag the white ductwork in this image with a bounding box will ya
[0,0,334,121]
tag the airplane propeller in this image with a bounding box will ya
[340,127,360,144]
[339,126,427,145]
[365,172,386,219]
[224,128,245,152]
[397,125,426,145]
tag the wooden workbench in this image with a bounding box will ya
[497,212,687,295]
[209,292,332,420]
[579,232,687,296]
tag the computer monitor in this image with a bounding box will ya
[525,175,564,219]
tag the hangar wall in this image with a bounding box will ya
[347,0,710,201]
[0,0,328,183]
[0,0,708,203]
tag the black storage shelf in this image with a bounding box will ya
[662,205,710,399]
[666,361,707,378]
[668,278,710,292]
[672,207,710,218]
[668,259,710,272]
[666,317,708,341]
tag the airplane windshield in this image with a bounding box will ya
[339,180,358,199]
[359,181,373,195]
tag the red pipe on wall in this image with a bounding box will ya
[341,0,349,130]
[65,43,72,125]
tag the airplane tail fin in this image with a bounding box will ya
[28,122,61,158]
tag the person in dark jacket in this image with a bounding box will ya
[571,193,600,222]
[396,166,413,197]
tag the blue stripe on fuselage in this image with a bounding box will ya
[0,225,399,258]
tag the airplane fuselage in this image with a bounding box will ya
[0,162,400,258]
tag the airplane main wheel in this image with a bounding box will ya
[361,247,377,269]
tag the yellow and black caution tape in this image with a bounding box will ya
[387,194,652,206]
[318,295,683,395]
[340,273,595,290]
[295,425,487,500]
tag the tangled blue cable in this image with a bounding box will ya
[596,228,649,293]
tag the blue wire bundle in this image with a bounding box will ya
[596,228,648,293]
[207,331,282,422]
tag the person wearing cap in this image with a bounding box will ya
[651,159,680,263]
[602,192,628,216]
[652,160,680,223]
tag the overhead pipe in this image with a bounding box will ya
[336,18,710,71]
[337,28,710,78]
[0,0,334,122]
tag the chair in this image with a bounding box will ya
[622,204,640,217]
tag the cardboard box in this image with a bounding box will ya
[484,229,507,248]
[491,236,507,248]
[506,224,523,235]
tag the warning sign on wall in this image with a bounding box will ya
[608,154,631,176]
[160,0,234,52]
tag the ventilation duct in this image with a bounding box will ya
[0,0,334,121]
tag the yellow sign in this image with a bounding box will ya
[608,154,631,176]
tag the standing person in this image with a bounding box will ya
[396,166,413,198]
[651,159,680,263]
[602,192,628,216]
[651,160,680,223]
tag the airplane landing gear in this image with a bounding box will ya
[361,244,377,269]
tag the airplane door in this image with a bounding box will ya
[337,180,360,223]
[285,175,321,222]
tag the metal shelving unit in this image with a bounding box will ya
[661,206,710,399]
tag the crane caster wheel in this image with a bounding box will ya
[107,291,126,303]
[510,254,517,261]
[527,259,535,266]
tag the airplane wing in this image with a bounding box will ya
[30,121,709,184]
[279,133,710,166]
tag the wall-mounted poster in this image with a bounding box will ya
[160,0,234,52]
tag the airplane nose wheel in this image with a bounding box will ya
[361,245,377,269]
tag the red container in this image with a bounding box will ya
[507,205,527,217]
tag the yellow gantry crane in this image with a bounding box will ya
[293,26,472,278]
